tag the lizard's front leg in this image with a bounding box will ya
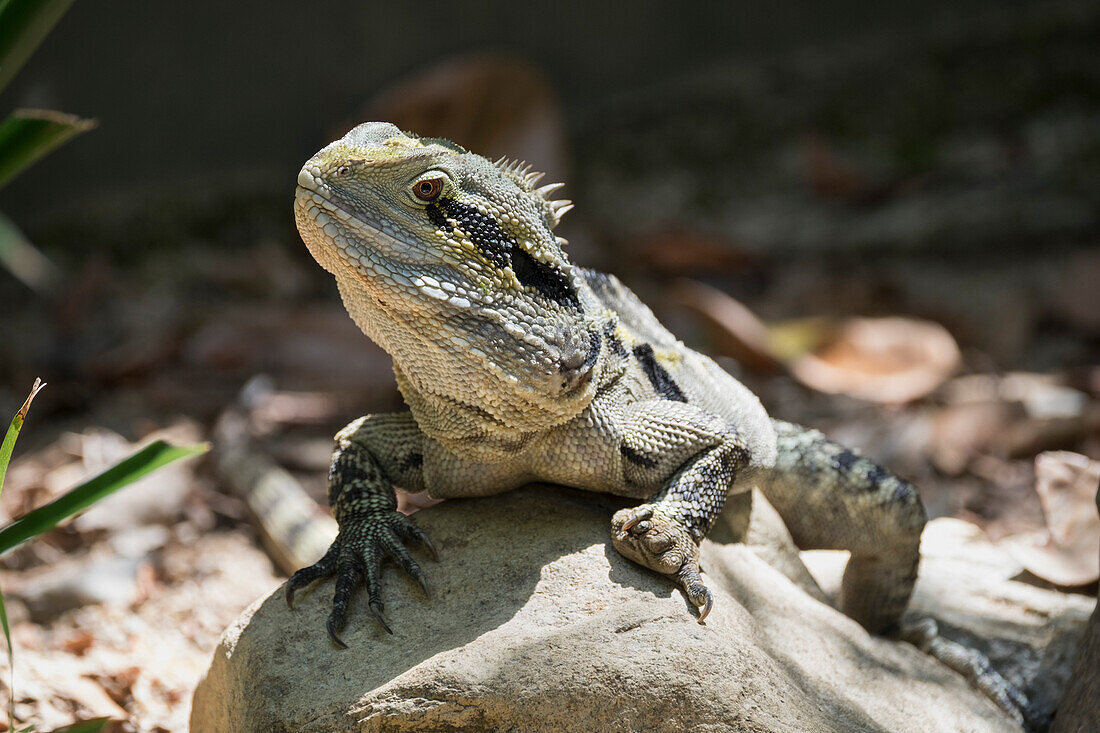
[285,412,434,646]
[610,401,752,622]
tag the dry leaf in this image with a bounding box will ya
[789,317,961,404]
[1001,451,1100,587]
[62,631,95,657]
[672,280,960,402]
[671,279,782,372]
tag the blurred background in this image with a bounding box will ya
[0,0,1097,729]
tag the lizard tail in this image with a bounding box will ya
[757,419,927,634]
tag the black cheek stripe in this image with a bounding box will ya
[429,198,581,311]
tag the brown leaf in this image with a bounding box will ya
[789,317,960,404]
[61,631,95,657]
[671,279,782,372]
[1001,451,1100,587]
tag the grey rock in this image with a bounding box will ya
[192,486,1018,732]
[1050,485,1100,733]
[803,517,1096,730]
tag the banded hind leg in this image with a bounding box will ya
[285,412,436,646]
[761,419,1026,724]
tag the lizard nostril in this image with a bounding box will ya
[336,165,350,176]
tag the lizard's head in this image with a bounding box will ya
[294,122,598,435]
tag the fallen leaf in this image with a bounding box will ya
[62,631,95,656]
[788,317,961,404]
[1001,451,1100,587]
[928,401,1016,475]
[671,279,782,372]
[671,279,959,401]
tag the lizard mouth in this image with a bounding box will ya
[294,173,430,279]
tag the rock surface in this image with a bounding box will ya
[191,486,1024,732]
[804,518,1095,730]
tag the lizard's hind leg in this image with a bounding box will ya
[761,419,1026,725]
[760,419,926,634]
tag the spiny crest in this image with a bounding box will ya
[492,156,574,228]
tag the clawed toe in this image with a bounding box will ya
[326,613,349,648]
[368,600,392,635]
[285,510,436,643]
[611,505,714,623]
[286,547,337,609]
[679,563,713,623]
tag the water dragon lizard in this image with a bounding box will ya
[286,122,1026,724]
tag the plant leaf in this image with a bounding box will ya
[0,0,78,94]
[0,588,11,731]
[0,439,208,554]
[0,109,96,190]
[0,378,45,732]
[0,377,44,494]
[0,211,60,294]
[45,718,113,733]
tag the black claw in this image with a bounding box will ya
[416,573,431,598]
[326,614,348,649]
[369,600,393,634]
[419,534,439,561]
[400,520,438,561]
[285,551,336,610]
[696,587,714,624]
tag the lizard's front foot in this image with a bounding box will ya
[285,510,435,647]
[611,504,713,623]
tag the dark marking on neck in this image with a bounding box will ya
[620,444,659,468]
[580,268,616,301]
[633,343,687,402]
[603,321,628,358]
[429,197,580,311]
[583,330,602,370]
[892,481,913,503]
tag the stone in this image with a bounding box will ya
[803,517,1096,729]
[191,486,1024,731]
[1050,485,1100,733]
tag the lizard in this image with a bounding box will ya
[287,122,1027,724]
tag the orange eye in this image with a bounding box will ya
[413,177,443,201]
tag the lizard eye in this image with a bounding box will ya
[413,177,444,202]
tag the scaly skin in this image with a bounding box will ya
[286,122,1025,724]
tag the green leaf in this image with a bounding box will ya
[0,378,44,732]
[0,377,44,494]
[0,439,208,554]
[0,109,96,190]
[0,210,59,294]
[0,0,77,95]
[0,587,12,731]
[46,718,113,733]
